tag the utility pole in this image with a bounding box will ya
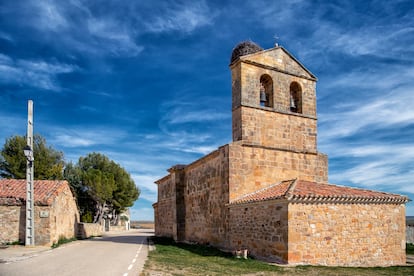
[25,100,35,246]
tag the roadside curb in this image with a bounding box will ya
[0,240,85,264]
[0,246,51,264]
[148,237,155,252]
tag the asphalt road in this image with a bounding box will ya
[0,229,153,276]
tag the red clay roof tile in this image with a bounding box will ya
[0,179,69,206]
[230,179,409,205]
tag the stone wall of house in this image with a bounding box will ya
[228,200,289,263]
[288,203,407,266]
[0,205,23,244]
[49,184,80,245]
[228,142,327,201]
[154,175,176,238]
[183,145,230,247]
[0,205,52,246]
[35,205,52,245]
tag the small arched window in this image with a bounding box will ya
[290,82,302,113]
[259,75,273,108]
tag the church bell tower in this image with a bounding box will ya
[229,41,319,154]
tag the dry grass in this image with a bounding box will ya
[141,238,414,276]
[130,221,154,229]
[138,223,155,229]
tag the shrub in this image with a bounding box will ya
[51,236,77,249]
[407,243,414,254]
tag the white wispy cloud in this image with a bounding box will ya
[157,96,230,155]
[0,53,78,91]
[319,73,414,140]
[53,134,95,147]
[321,135,414,196]
[86,17,144,57]
[319,93,414,195]
[50,127,128,148]
[0,31,14,42]
[31,0,69,31]
[252,1,414,67]
[144,1,214,33]
[131,174,159,194]
[330,161,414,195]
[10,0,144,58]
[329,26,414,58]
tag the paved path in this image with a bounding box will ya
[0,229,154,276]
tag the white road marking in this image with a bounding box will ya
[124,240,144,274]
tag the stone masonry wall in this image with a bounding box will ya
[154,175,176,238]
[228,200,289,262]
[183,145,230,247]
[49,184,80,245]
[0,205,22,244]
[228,142,327,201]
[245,48,315,83]
[231,57,317,117]
[35,206,52,245]
[0,205,52,245]
[77,222,103,239]
[233,106,317,153]
[288,203,406,266]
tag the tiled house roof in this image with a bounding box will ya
[0,179,70,206]
[230,179,410,205]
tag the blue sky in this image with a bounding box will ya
[1,0,413,221]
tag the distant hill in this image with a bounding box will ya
[407,216,414,226]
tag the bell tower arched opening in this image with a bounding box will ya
[290,82,302,113]
[259,74,273,108]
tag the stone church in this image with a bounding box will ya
[153,41,409,266]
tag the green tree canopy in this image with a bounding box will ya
[64,152,139,223]
[0,134,64,179]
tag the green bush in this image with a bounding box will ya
[407,243,414,254]
[51,236,77,249]
[81,211,93,223]
[3,240,22,246]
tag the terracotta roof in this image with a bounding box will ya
[0,179,70,206]
[230,179,410,205]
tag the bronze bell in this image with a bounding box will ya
[290,95,296,109]
[260,86,267,104]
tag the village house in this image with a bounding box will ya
[153,41,410,266]
[0,179,79,246]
